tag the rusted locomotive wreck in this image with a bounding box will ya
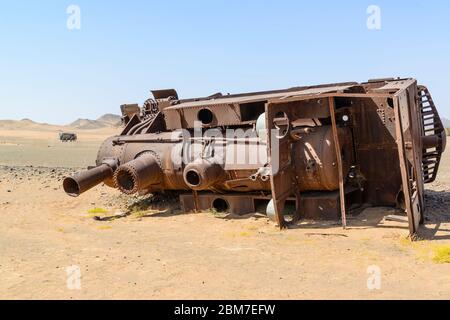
[63,78,446,236]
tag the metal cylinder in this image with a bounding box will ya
[183,158,226,190]
[63,164,114,197]
[293,126,353,191]
[113,153,163,195]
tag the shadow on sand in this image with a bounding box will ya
[418,189,450,240]
[94,189,450,240]
[94,192,183,221]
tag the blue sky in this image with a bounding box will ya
[0,0,449,124]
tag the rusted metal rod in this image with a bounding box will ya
[329,97,347,229]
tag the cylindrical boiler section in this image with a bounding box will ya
[89,127,354,195]
[293,126,353,191]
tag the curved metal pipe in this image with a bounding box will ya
[128,116,153,135]
[63,164,114,197]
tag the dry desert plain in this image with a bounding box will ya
[0,120,449,299]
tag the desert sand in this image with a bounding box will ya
[0,120,449,299]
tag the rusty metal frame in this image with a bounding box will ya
[264,91,394,229]
[328,97,347,229]
[265,102,301,228]
[393,80,425,236]
[263,80,426,235]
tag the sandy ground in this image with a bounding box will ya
[0,124,449,300]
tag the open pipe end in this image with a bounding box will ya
[185,169,201,188]
[114,167,138,195]
[63,177,81,197]
[183,159,225,191]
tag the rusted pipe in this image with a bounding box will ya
[113,153,162,195]
[63,164,114,197]
[183,158,226,191]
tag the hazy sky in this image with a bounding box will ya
[1,0,449,124]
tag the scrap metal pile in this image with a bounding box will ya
[63,78,446,236]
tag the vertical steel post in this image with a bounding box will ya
[329,97,347,229]
[192,190,200,213]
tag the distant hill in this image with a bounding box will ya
[96,114,122,126]
[70,114,121,129]
[0,118,43,129]
[70,118,109,130]
[20,118,37,124]
[0,114,122,131]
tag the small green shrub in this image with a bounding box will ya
[433,245,450,264]
[87,207,108,214]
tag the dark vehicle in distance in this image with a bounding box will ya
[59,132,77,142]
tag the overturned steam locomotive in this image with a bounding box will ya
[63,78,446,236]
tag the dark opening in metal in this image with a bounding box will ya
[282,200,297,223]
[396,190,406,211]
[212,198,229,213]
[387,98,394,108]
[197,108,214,125]
[116,169,136,191]
[186,170,201,186]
